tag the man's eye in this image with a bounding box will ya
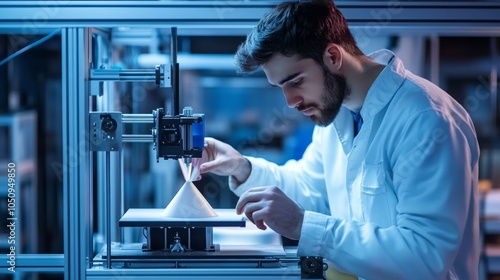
[291,79,303,86]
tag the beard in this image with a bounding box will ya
[298,65,350,126]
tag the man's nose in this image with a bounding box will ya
[283,89,302,109]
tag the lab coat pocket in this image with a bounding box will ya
[361,162,390,226]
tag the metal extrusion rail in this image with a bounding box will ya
[0,1,500,35]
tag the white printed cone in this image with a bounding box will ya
[160,180,217,218]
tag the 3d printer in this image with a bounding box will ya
[87,27,325,280]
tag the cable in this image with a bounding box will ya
[0,28,61,67]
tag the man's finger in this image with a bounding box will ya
[255,219,267,230]
[236,190,265,214]
[241,200,265,222]
[251,209,268,230]
[245,211,254,224]
[199,158,223,174]
[244,186,269,193]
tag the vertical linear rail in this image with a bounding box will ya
[106,152,111,269]
[89,140,94,270]
[171,27,179,116]
[120,150,125,244]
[61,27,71,280]
[62,27,90,280]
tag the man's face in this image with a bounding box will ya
[262,54,350,126]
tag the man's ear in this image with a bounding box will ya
[322,44,342,73]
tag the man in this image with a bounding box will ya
[194,0,480,278]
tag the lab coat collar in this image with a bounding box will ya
[360,49,406,120]
[332,49,406,155]
[333,107,355,153]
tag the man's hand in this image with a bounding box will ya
[193,137,251,184]
[235,186,304,240]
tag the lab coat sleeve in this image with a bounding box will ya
[298,109,479,279]
[229,126,330,215]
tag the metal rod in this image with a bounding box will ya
[120,150,125,244]
[163,228,168,250]
[90,69,157,81]
[106,152,111,269]
[171,27,179,116]
[171,27,177,68]
[122,134,153,142]
[89,150,94,269]
[122,114,153,123]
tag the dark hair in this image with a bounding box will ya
[235,0,363,74]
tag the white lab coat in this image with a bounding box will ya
[230,49,480,280]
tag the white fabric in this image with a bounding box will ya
[230,49,480,280]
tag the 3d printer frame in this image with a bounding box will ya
[2,1,500,279]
